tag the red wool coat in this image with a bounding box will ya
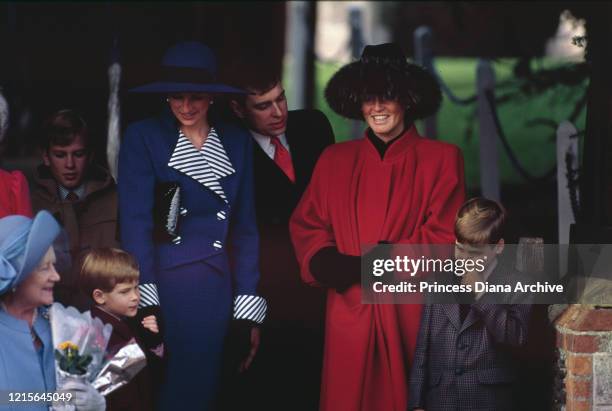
[289,126,466,411]
[0,169,32,218]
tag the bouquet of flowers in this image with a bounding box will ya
[50,303,147,397]
[55,341,92,376]
[50,303,112,386]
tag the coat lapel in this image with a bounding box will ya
[253,138,290,182]
[91,307,133,344]
[442,304,463,331]
[459,307,479,333]
[285,113,304,184]
[167,127,235,203]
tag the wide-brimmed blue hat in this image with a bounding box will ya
[130,41,245,94]
[0,211,61,295]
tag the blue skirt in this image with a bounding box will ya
[155,259,232,410]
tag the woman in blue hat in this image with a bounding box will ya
[0,211,105,411]
[118,41,266,410]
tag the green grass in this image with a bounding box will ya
[286,58,588,190]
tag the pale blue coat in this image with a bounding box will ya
[0,307,55,411]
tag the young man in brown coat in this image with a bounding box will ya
[31,109,118,309]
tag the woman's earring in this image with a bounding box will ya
[166,98,170,103]
[210,100,214,105]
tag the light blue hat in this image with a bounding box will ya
[0,211,61,295]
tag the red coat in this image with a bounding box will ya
[289,126,465,411]
[0,169,32,218]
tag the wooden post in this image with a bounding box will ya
[414,26,437,139]
[0,88,8,143]
[349,5,365,140]
[476,59,500,202]
[557,121,579,276]
[286,1,316,110]
[557,121,579,244]
[578,5,612,230]
[107,38,121,182]
[516,237,545,274]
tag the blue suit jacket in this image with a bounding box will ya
[118,109,260,299]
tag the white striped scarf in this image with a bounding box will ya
[168,127,235,202]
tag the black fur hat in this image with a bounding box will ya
[324,43,442,120]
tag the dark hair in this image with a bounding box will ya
[40,109,89,150]
[223,54,282,105]
[455,197,507,245]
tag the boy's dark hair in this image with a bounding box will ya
[40,109,89,150]
[455,197,507,244]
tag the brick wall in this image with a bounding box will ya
[555,305,612,410]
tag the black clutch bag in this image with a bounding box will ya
[152,182,182,243]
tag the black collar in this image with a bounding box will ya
[366,126,408,159]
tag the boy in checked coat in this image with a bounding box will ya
[409,198,532,411]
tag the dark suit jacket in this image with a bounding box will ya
[409,264,533,411]
[222,109,333,411]
[253,109,334,227]
[252,109,334,325]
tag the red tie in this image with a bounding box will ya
[270,137,295,183]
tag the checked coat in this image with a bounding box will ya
[408,263,533,411]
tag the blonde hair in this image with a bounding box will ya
[455,197,507,245]
[79,248,139,300]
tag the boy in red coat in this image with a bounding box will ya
[80,248,164,411]
[290,43,466,411]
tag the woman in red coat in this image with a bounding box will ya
[289,43,466,411]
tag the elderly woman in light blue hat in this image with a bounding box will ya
[0,211,104,411]
[119,41,266,409]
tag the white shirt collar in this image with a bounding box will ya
[249,130,290,160]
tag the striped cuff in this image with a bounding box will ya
[138,283,160,307]
[233,295,267,324]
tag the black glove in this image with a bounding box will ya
[310,242,391,293]
[132,305,164,349]
[310,247,360,293]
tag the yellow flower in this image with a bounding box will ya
[58,341,79,351]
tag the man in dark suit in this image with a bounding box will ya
[221,68,334,410]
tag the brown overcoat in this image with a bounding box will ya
[31,164,118,309]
